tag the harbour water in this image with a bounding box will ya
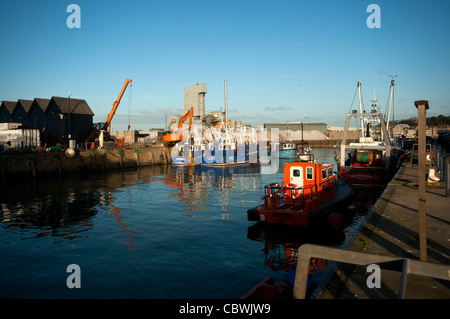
[0,148,380,299]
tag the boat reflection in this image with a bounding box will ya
[165,164,261,216]
[247,223,345,273]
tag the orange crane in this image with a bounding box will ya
[103,78,132,135]
[163,107,194,143]
[213,120,233,131]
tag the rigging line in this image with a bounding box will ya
[128,82,132,130]
[392,88,395,127]
[360,89,366,112]
[384,87,391,120]
[348,85,358,114]
[384,95,389,120]
[344,86,359,133]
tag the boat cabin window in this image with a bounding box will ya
[306,166,314,180]
[328,167,333,178]
[293,169,301,177]
[322,168,327,180]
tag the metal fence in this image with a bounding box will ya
[432,142,449,196]
[292,244,450,299]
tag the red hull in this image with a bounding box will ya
[256,206,311,227]
[339,168,387,187]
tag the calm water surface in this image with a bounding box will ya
[0,148,379,298]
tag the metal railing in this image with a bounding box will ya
[264,184,318,211]
[432,142,449,196]
[263,176,337,211]
[292,244,450,299]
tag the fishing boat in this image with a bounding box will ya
[297,142,313,162]
[247,155,356,229]
[277,121,298,159]
[170,137,203,166]
[202,125,258,166]
[335,80,399,187]
[201,136,245,165]
[278,142,297,159]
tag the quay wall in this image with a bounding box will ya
[0,145,171,181]
[293,139,358,148]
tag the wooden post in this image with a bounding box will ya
[414,100,429,261]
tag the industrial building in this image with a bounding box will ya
[184,83,207,118]
[264,122,328,134]
[168,83,226,130]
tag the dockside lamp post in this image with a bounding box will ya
[414,100,429,261]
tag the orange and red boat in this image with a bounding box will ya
[247,157,356,229]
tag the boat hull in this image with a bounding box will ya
[339,155,400,187]
[278,149,296,159]
[339,167,387,187]
[201,144,257,166]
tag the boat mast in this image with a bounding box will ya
[370,89,379,138]
[358,81,364,137]
[371,89,378,112]
[224,80,228,122]
[386,75,397,134]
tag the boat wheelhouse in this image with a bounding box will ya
[279,142,297,159]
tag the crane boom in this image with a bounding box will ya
[163,107,194,143]
[103,78,132,134]
[213,120,233,130]
[178,107,194,129]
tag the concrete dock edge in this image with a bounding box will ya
[315,163,450,299]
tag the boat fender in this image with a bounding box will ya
[267,183,282,197]
[285,183,301,199]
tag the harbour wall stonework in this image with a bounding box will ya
[0,145,171,181]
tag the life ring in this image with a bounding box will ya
[267,183,282,197]
[285,183,302,199]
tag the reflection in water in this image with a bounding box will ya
[0,164,262,247]
[0,183,98,241]
[165,164,261,217]
[0,166,170,244]
[106,191,137,251]
[247,223,345,274]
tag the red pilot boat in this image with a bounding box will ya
[247,155,356,229]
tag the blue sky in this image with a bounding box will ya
[1,0,449,131]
